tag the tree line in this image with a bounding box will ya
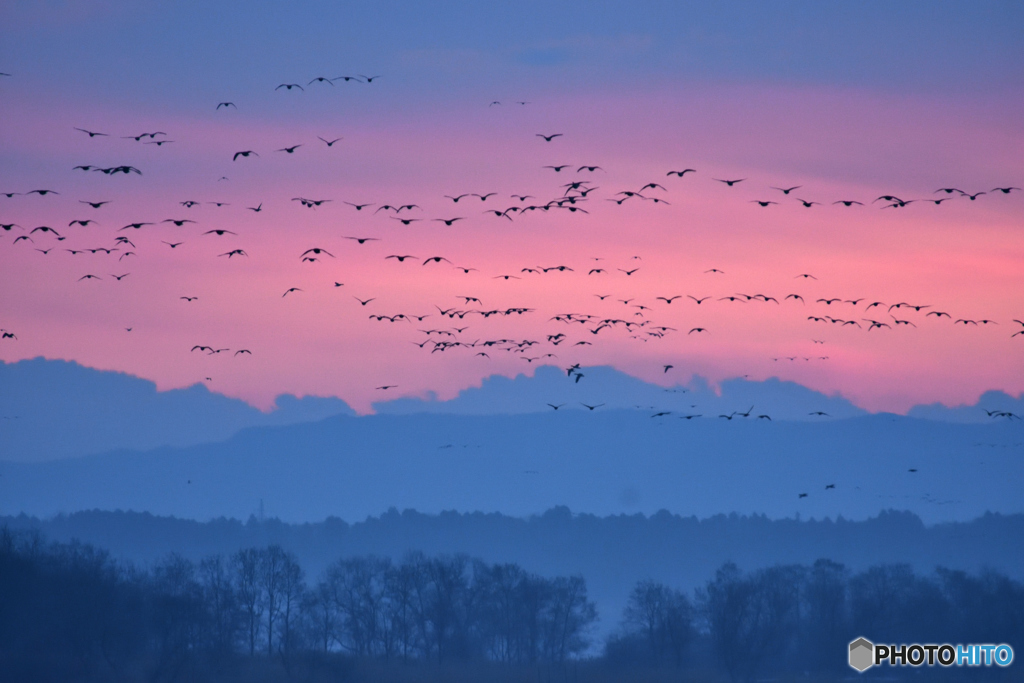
[2,527,1022,682]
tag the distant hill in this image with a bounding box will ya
[4,507,1021,640]
[908,389,1024,423]
[1,409,1020,524]
[0,357,355,462]
[372,364,870,419]
[1,358,1017,464]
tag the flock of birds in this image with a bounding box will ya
[2,69,1021,502]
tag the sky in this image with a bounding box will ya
[1,0,1022,414]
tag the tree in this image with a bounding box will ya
[542,575,598,663]
[232,548,263,656]
[800,559,848,672]
[276,551,305,659]
[699,562,804,682]
[199,554,240,656]
[622,579,694,666]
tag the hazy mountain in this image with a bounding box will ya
[1,409,1019,525]
[0,357,355,462]
[372,364,870,420]
[2,358,1017,465]
[908,389,1024,423]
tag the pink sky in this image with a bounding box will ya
[1,83,1022,413]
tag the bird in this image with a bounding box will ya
[688,327,707,334]
[275,83,304,91]
[663,365,673,373]
[713,178,745,186]
[344,236,380,244]
[276,145,302,154]
[354,297,376,306]
[282,288,302,297]
[536,133,563,141]
[667,169,696,177]
[233,150,258,161]
[216,102,236,109]
[164,219,196,226]
[386,255,417,262]
[833,200,863,206]
[162,241,184,248]
[74,127,108,137]
[219,249,247,258]
[771,185,801,194]
[318,136,343,146]
[656,296,682,303]
[423,256,452,265]
[543,165,571,172]
[580,403,604,411]
[618,268,639,276]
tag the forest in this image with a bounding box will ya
[2,527,1022,682]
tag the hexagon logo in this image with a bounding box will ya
[849,637,874,672]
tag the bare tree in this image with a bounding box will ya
[232,548,263,656]
[276,551,305,660]
[199,554,240,657]
[259,545,289,656]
